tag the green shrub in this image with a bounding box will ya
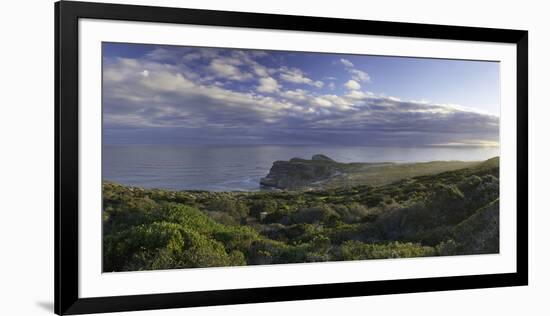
[340,240,435,260]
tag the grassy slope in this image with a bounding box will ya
[329,160,481,188]
[262,157,482,190]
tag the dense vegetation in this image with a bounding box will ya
[103,157,499,272]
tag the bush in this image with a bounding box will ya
[332,202,370,223]
[292,204,340,225]
[104,221,186,271]
[340,240,435,261]
[249,199,278,219]
[205,198,250,220]
[436,239,459,256]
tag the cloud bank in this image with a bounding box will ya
[103,45,499,147]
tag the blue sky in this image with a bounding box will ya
[102,42,499,147]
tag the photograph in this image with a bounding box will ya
[101,42,500,272]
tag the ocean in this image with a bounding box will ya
[103,144,499,191]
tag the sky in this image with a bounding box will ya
[102,42,500,147]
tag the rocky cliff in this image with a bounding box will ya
[260,155,346,190]
[259,154,484,190]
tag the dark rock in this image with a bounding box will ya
[260,154,343,190]
[311,154,335,162]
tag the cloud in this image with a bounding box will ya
[253,65,269,77]
[103,47,499,147]
[339,58,371,83]
[145,48,180,62]
[182,52,202,62]
[257,77,280,93]
[281,89,308,101]
[320,94,352,110]
[145,47,218,63]
[344,80,361,90]
[340,58,354,67]
[208,59,254,81]
[103,56,298,129]
[349,69,371,82]
[429,140,499,148]
[314,97,332,107]
[345,90,373,100]
[279,67,324,88]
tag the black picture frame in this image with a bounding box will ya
[55,1,528,314]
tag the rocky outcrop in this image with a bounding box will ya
[259,155,490,191]
[311,154,335,162]
[260,155,345,190]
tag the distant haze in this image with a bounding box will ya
[103,43,500,148]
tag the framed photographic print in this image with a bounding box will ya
[55,1,528,314]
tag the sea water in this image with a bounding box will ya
[103,144,499,191]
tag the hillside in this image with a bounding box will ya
[103,157,499,272]
[260,154,481,190]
